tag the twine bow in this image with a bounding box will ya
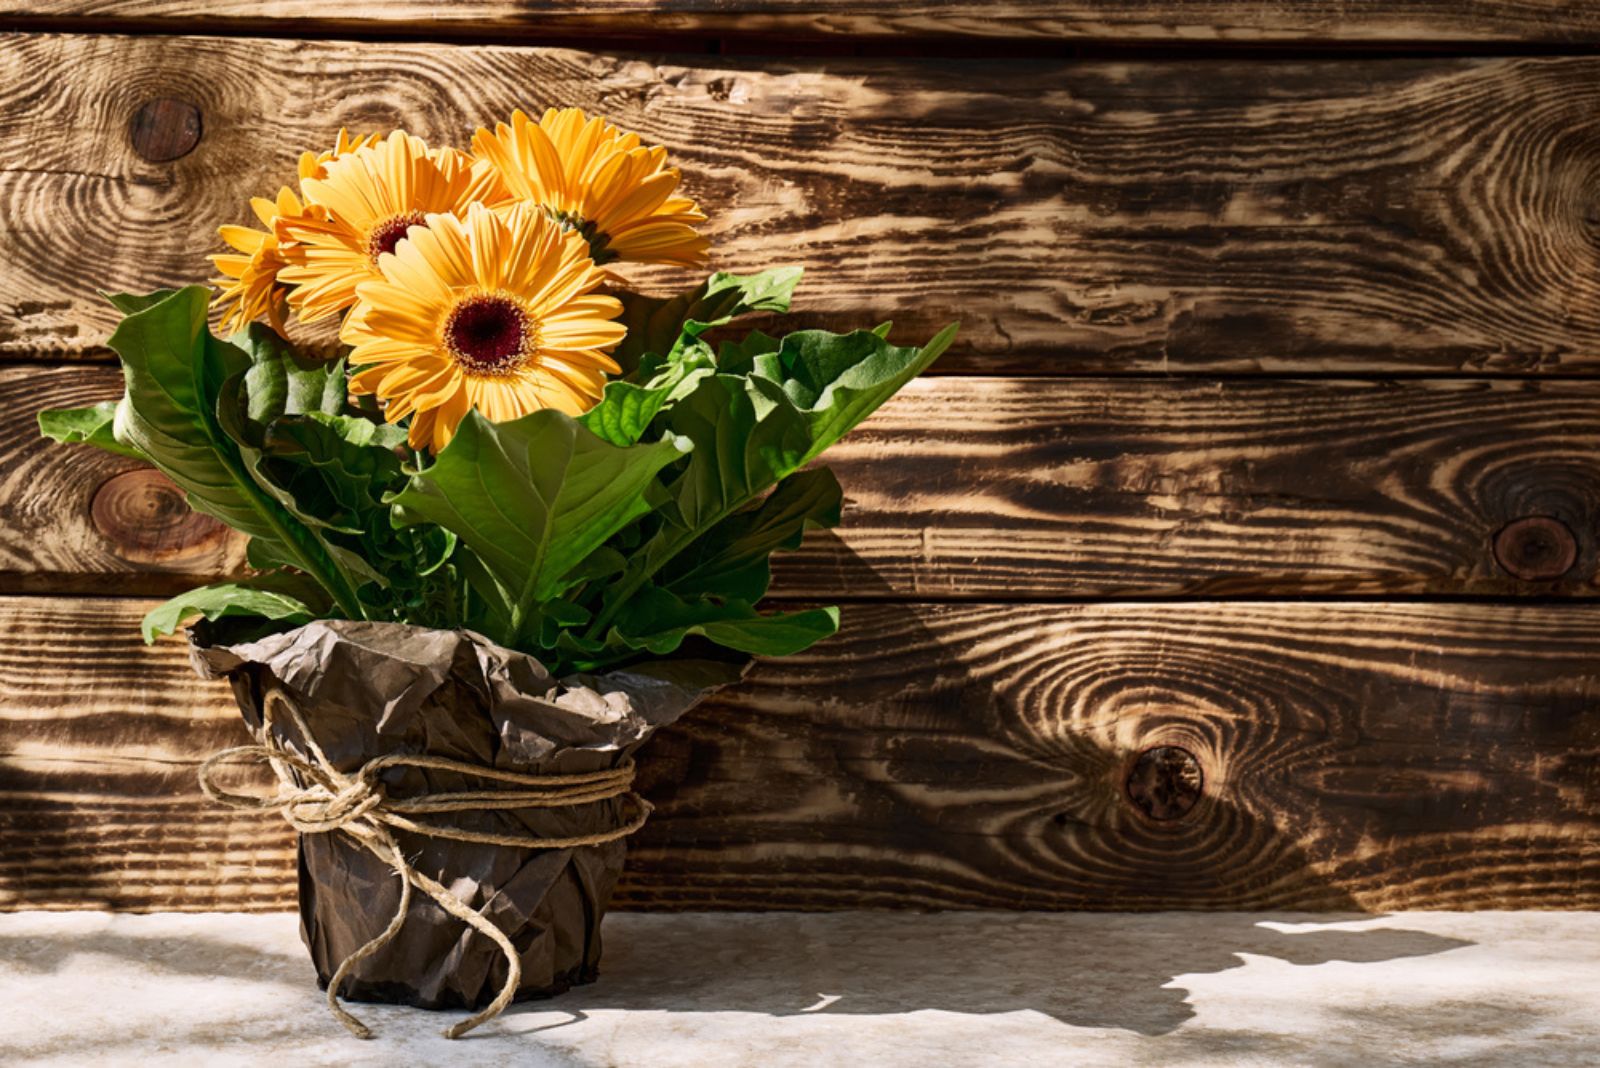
[198,688,650,1040]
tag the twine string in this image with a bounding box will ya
[198,688,650,1041]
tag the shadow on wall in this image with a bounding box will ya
[598,538,1487,1039]
[632,530,1397,912]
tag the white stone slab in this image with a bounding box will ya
[0,911,1595,1067]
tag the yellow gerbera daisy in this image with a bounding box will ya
[209,186,308,336]
[277,130,502,323]
[209,130,382,335]
[341,201,625,453]
[471,107,708,267]
[297,127,380,182]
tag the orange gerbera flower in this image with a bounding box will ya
[207,129,381,335]
[341,201,624,453]
[277,130,502,323]
[471,107,708,267]
[297,127,380,182]
[208,186,307,336]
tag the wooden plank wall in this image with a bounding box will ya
[0,4,1597,911]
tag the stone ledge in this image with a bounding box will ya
[1,911,1596,1066]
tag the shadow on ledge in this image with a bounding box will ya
[514,911,1473,1038]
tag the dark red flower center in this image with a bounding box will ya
[443,294,534,375]
[366,211,429,262]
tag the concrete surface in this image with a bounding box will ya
[0,911,1595,1067]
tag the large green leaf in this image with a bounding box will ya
[579,379,682,448]
[762,324,959,469]
[38,401,147,461]
[585,270,800,446]
[715,329,782,376]
[212,324,424,608]
[104,287,365,620]
[591,324,955,638]
[580,341,720,447]
[105,290,179,317]
[107,288,252,531]
[606,585,838,660]
[389,408,689,646]
[235,324,347,423]
[660,466,841,603]
[212,331,388,588]
[615,268,802,373]
[141,571,326,643]
[265,413,407,520]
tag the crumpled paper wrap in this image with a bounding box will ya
[191,619,744,1011]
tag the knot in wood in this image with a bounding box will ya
[1126,746,1203,821]
[129,98,203,162]
[1493,516,1577,581]
[92,469,227,563]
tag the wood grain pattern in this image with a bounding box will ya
[2,597,1595,911]
[6,35,1600,372]
[6,1,1600,43]
[0,367,242,595]
[13,365,1600,598]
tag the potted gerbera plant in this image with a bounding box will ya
[39,108,955,1039]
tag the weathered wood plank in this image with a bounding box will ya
[12,365,1600,598]
[5,2,1600,43]
[1,367,242,595]
[1,597,1595,911]
[5,35,1600,372]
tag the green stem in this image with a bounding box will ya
[509,602,531,648]
[261,520,366,623]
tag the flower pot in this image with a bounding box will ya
[191,620,743,1031]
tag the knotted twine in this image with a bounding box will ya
[198,687,651,1040]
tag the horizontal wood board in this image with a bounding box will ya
[11,366,1600,599]
[5,2,1600,43]
[5,36,1600,372]
[2,16,1598,917]
[2,597,1596,911]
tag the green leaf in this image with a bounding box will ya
[647,374,808,551]
[38,401,148,460]
[140,573,323,643]
[244,538,295,573]
[453,546,514,636]
[593,324,956,639]
[236,324,347,422]
[584,339,722,448]
[661,466,842,603]
[264,413,407,524]
[586,271,805,446]
[565,545,629,587]
[716,330,781,376]
[104,290,178,317]
[105,287,365,620]
[608,585,839,660]
[389,408,690,647]
[764,323,959,470]
[579,380,679,448]
[615,268,802,373]
[208,326,412,601]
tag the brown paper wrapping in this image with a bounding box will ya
[190,619,745,1011]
